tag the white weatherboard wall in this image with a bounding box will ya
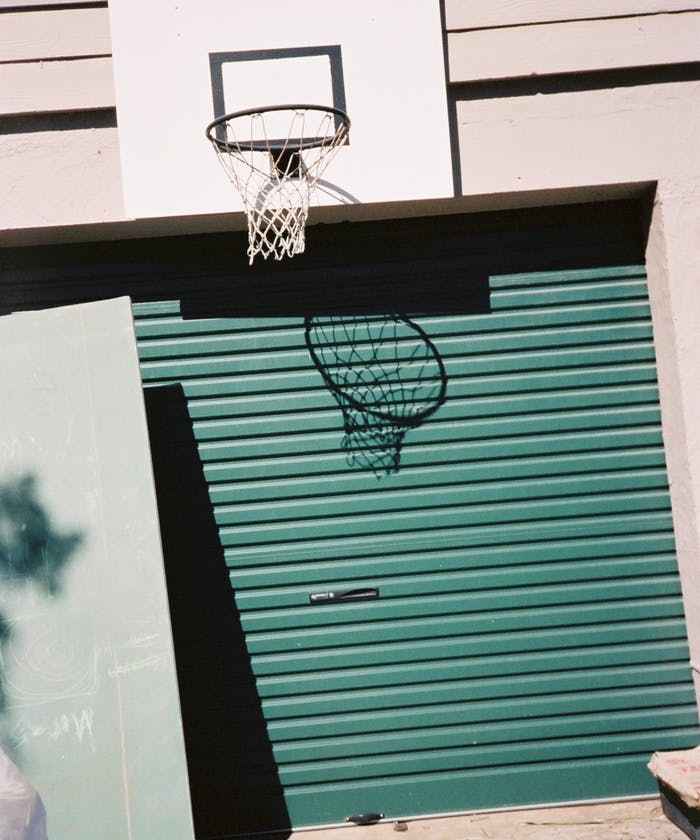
[107,0,454,218]
[0,298,193,840]
[0,4,124,232]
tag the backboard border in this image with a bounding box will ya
[209,45,348,132]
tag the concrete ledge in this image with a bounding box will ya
[287,799,669,840]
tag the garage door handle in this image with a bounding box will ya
[346,812,384,825]
[309,587,380,604]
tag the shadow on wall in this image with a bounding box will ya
[144,384,292,840]
[0,475,83,728]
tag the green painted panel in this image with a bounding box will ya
[134,253,700,833]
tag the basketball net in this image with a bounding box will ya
[206,107,349,263]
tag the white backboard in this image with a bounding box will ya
[108,0,454,219]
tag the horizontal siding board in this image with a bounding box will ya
[0,55,115,115]
[447,11,700,83]
[0,0,101,7]
[444,1,700,30]
[0,8,111,62]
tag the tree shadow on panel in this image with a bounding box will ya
[144,384,291,840]
[0,475,83,840]
[0,475,83,742]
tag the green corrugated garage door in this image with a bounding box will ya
[131,210,699,836]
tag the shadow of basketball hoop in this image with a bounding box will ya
[305,314,448,476]
[313,178,360,205]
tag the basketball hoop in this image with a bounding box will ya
[205,105,350,263]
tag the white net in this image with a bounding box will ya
[206,106,349,263]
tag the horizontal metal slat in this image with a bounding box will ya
[418,300,654,335]
[278,724,699,786]
[169,363,659,419]
[256,639,689,698]
[246,596,683,655]
[218,489,672,548]
[490,278,649,310]
[233,553,678,604]
[138,334,656,381]
[223,511,675,568]
[263,661,692,720]
[280,751,685,823]
[188,402,661,449]
[436,320,654,355]
[210,447,668,507]
[200,426,665,482]
[240,574,681,633]
[154,374,661,430]
[251,618,687,677]
[136,315,654,357]
[273,704,697,767]
[214,469,670,530]
[488,265,646,288]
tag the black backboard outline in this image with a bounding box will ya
[209,45,349,147]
